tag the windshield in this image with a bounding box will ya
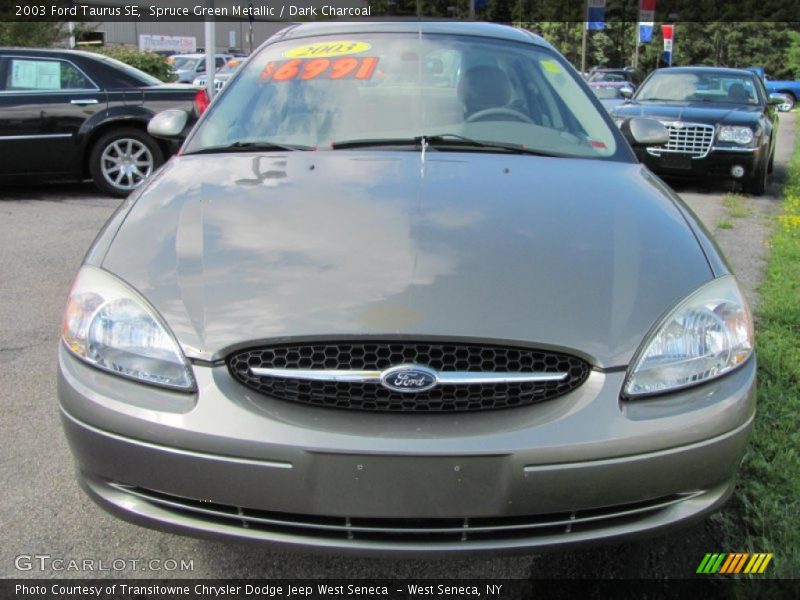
[219,59,242,74]
[170,56,194,70]
[185,33,618,159]
[176,58,200,72]
[591,86,624,99]
[637,71,762,105]
[588,71,626,83]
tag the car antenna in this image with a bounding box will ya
[420,135,428,176]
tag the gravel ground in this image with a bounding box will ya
[0,112,794,580]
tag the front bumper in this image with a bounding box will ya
[638,146,762,180]
[58,344,755,554]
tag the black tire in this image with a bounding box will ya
[89,127,164,197]
[768,148,775,174]
[743,158,768,196]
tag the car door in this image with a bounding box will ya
[0,54,106,178]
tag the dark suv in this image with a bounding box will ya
[0,48,197,196]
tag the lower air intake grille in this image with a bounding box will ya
[113,483,700,545]
[227,341,590,412]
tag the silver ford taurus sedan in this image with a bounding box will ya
[59,22,755,553]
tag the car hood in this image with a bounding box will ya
[613,101,761,125]
[102,152,713,367]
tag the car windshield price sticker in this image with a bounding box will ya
[284,41,371,59]
[11,60,61,90]
[261,57,379,82]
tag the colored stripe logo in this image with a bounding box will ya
[697,553,773,574]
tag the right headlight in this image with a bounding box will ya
[61,266,195,391]
[624,275,753,397]
[718,125,754,145]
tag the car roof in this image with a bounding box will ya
[653,66,758,77]
[0,47,103,60]
[268,21,548,48]
[172,53,230,58]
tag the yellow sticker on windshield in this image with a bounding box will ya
[284,41,371,59]
[541,60,562,74]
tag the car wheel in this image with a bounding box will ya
[768,148,775,174]
[89,128,163,197]
[777,93,795,112]
[743,158,768,196]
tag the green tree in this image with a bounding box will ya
[0,22,65,47]
[787,31,800,80]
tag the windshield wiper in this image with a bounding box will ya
[422,134,560,157]
[185,140,313,155]
[328,138,420,150]
[330,135,559,157]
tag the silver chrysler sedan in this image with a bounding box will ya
[59,22,755,553]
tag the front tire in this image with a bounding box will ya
[777,93,795,112]
[89,128,163,197]
[743,158,768,196]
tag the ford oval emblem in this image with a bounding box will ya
[380,365,438,393]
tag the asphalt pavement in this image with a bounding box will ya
[0,112,794,580]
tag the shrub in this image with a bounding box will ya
[90,47,176,82]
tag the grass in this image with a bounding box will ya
[723,194,755,219]
[717,219,734,229]
[714,116,800,579]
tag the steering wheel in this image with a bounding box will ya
[466,107,535,124]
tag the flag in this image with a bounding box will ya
[638,0,656,43]
[662,24,674,65]
[586,0,606,31]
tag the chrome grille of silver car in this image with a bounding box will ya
[112,484,702,544]
[227,341,591,413]
[646,122,715,158]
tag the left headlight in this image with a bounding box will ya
[624,275,753,398]
[718,125,754,145]
[61,266,195,391]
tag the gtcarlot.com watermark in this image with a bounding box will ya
[14,554,194,572]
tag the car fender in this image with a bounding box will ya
[76,105,159,150]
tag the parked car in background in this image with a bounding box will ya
[588,66,644,89]
[612,66,781,195]
[61,22,756,554]
[168,53,232,83]
[744,66,799,112]
[0,48,198,196]
[192,57,244,92]
[589,81,634,112]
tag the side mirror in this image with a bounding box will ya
[619,86,634,99]
[769,93,787,106]
[621,118,669,146]
[148,109,189,140]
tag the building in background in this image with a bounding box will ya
[78,21,290,54]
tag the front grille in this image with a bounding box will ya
[647,122,715,158]
[227,341,590,413]
[113,483,700,544]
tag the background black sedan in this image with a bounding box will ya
[0,48,197,196]
[612,66,780,195]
